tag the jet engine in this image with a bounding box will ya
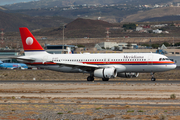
[117,72,139,78]
[94,68,117,78]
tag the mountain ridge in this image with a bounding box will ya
[122,7,180,22]
[0,10,72,32]
[3,0,179,10]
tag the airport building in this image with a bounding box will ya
[0,50,20,63]
[0,50,20,56]
[45,44,75,54]
[97,42,137,50]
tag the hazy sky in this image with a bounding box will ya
[0,0,38,6]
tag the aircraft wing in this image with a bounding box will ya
[55,62,101,71]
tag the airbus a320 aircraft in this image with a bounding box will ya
[16,27,176,81]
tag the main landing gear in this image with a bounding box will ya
[87,76,94,81]
[151,72,156,81]
[102,78,109,81]
[87,76,109,81]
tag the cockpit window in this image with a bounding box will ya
[159,58,170,61]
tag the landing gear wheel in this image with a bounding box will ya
[151,77,156,81]
[102,78,109,81]
[87,76,94,81]
[150,72,156,81]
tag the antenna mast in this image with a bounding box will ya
[105,28,110,41]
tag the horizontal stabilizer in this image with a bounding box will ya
[11,57,35,63]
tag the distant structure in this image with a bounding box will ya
[153,29,162,34]
[1,29,4,48]
[177,3,180,7]
[45,44,75,54]
[94,44,102,50]
[105,28,110,41]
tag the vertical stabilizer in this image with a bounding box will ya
[67,47,72,54]
[19,27,48,56]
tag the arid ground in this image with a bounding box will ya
[0,69,180,119]
[0,69,179,81]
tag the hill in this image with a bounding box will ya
[122,7,180,22]
[34,18,117,38]
[31,18,180,38]
[138,15,180,22]
[0,11,72,32]
[0,6,7,10]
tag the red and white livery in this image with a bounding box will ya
[17,27,177,81]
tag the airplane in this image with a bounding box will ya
[16,27,176,81]
[0,60,28,69]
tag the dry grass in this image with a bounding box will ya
[0,104,180,119]
[0,69,179,80]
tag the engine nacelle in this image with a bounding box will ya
[117,72,139,78]
[94,68,117,78]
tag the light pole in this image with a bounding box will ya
[63,24,65,53]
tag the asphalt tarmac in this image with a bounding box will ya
[0,80,180,84]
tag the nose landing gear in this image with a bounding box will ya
[151,72,156,81]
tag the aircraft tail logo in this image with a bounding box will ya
[19,27,47,56]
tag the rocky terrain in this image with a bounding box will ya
[1,104,180,119]
[0,66,179,119]
[0,81,180,119]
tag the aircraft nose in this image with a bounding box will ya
[174,63,177,69]
[171,63,177,69]
[166,62,177,71]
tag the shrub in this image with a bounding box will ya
[170,94,176,99]
[12,96,16,99]
[138,110,143,112]
[68,111,73,113]
[95,107,102,110]
[57,112,63,114]
[159,114,166,120]
[127,110,134,112]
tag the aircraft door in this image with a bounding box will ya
[147,55,153,71]
[148,55,153,65]
[43,56,49,65]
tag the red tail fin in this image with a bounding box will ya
[19,27,44,51]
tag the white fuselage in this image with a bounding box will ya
[20,52,176,73]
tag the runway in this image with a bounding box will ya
[1,103,180,107]
[0,80,180,84]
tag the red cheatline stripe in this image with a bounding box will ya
[24,49,45,51]
[25,61,175,65]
